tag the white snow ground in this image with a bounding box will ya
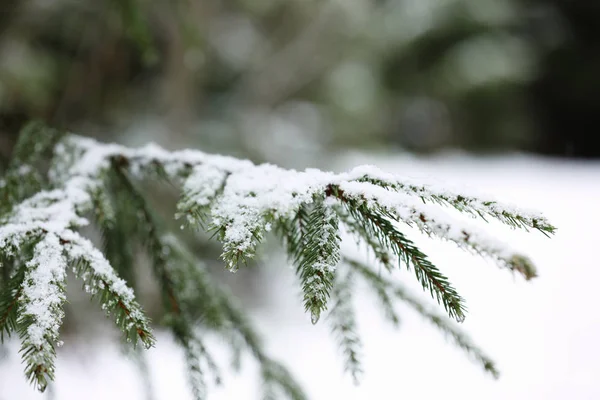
[1,153,599,400]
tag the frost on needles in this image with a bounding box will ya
[0,122,555,398]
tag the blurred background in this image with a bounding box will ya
[0,0,599,399]
[1,0,599,162]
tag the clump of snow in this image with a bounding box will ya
[19,234,67,348]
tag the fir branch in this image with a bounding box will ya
[328,269,363,383]
[0,237,43,340]
[90,183,116,229]
[161,235,225,327]
[55,134,553,281]
[336,205,394,272]
[17,234,67,392]
[162,238,297,399]
[0,166,44,217]
[104,165,225,400]
[282,203,313,265]
[0,250,10,285]
[297,198,341,324]
[196,336,223,386]
[348,166,555,235]
[0,264,25,341]
[114,196,224,400]
[61,232,155,349]
[108,161,184,321]
[369,280,401,327]
[261,359,308,400]
[393,284,499,378]
[357,268,401,328]
[171,326,223,398]
[338,181,538,280]
[164,297,214,400]
[90,181,138,286]
[0,128,555,398]
[335,210,402,327]
[0,122,63,216]
[48,133,548,324]
[217,284,307,400]
[331,188,466,322]
[346,257,499,378]
[176,164,230,229]
[160,237,226,397]
[180,331,208,400]
[108,168,226,397]
[262,378,278,400]
[408,210,538,279]
[209,277,307,400]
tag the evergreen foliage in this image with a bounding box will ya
[0,122,555,398]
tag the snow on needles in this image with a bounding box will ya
[4,134,549,283]
[338,180,537,278]
[19,234,67,349]
[0,134,552,376]
[344,165,553,233]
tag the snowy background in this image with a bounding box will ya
[1,152,598,400]
[2,0,599,398]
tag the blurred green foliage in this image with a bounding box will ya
[0,0,598,161]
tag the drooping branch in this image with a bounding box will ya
[330,187,467,322]
[17,234,67,391]
[328,268,362,383]
[345,256,499,378]
[297,198,341,324]
[350,166,555,235]
[335,181,538,279]
[61,231,155,348]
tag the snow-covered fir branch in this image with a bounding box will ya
[328,268,363,384]
[0,124,555,399]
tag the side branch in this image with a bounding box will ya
[345,257,499,378]
[326,185,466,322]
[347,166,555,235]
